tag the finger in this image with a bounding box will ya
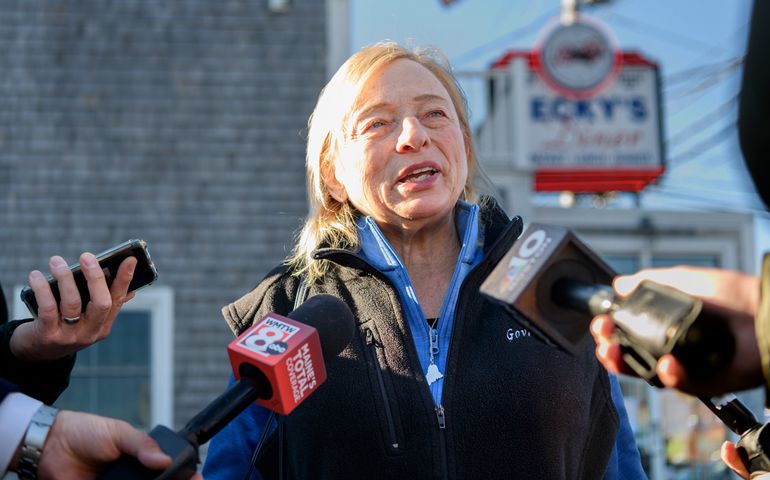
[590,315,615,339]
[29,269,59,322]
[656,354,688,389]
[105,417,172,469]
[50,256,82,319]
[81,252,113,320]
[613,274,645,297]
[721,441,750,479]
[137,445,173,471]
[110,256,137,301]
[615,266,724,300]
[595,337,623,374]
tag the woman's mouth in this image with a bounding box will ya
[399,166,438,183]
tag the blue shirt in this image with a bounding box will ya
[203,202,647,479]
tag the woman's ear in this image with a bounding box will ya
[321,159,348,203]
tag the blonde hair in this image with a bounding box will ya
[286,41,478,282]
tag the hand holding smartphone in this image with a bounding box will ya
[20,239,158,317]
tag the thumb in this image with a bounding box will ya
[721,441,750,479]
[110,422,172,471]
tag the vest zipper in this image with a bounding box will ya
[365,328,400,450]
[435,404,446,429]
[436,403,449,479]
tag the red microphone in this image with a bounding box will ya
[98,294,355,480]
[228,309,325,415]
[182,293,356,444]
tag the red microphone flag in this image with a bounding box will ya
[227,312,327,415]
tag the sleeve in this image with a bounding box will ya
[0,392,43,475]
[0,320,76,405]
[0,282,8,325]
[755,254,770,407]
[603,374,648,479]
[202,374,277,480]
[737,0,770,209]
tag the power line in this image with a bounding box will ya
[604,11,729,54]
[667,121,737,168]
[663,56,744,87]
[642,185,767,216]
[450,6,559,68]
[665,94,738,148]
[666,57,743,101]
[664,63,743,118]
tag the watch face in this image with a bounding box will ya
[536,18,621,98]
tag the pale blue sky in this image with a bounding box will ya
[351,0,768,268]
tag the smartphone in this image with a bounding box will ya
[20,239,159,316]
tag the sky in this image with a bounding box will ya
[350,0,768,270]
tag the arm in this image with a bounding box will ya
[1,253,136,403]
[1,391,201,480]
[0,320,76,404]
[0,390,40,474]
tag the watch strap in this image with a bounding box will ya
[16,405,59,480]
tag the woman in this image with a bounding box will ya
[203,42,644,479]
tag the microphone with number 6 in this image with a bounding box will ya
[99,294,356,480]
[480,222,734,383]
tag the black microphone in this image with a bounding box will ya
[480,223,770,474]
[98,294,356,480]
[480,222,734,383]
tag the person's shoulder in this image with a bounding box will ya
[221,264,300,335]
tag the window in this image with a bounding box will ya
[12,286,174,429]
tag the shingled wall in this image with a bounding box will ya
[0,0,326,425]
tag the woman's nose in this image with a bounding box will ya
[396,117,430,152]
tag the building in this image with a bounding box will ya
[0,0,342,431]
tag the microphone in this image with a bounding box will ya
[182,293,356,445]
[480,223,770,475]
[480,222,734,384]
[98,294,356,480]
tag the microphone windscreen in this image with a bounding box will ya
[287,294,355,361]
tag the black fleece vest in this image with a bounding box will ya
[224,202,619,479]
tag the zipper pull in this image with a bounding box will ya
[365,328,373,346]
[430,329,440,357]
[435,404,446,429]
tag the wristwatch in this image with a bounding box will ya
[16,405,59,480]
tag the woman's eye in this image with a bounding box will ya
[358,119,389,135]
[425,110,448,120]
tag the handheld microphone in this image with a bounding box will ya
[481,223,769,475]
[98,294,356,480]
[480,222,734,384]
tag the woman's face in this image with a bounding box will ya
[326,59,468,230]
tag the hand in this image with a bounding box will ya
[590,266,763,396]
[10,252,137,362]
[36,410,203,480]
